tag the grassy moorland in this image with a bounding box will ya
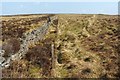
[1,14,120,78]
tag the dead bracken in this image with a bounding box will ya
[1,14,119,78]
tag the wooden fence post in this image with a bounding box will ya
[51,17,58,77]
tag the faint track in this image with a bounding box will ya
[82,15,97,37]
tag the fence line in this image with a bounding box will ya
[0,19,52,69]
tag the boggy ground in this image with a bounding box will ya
[55,14,119,78]
[1,14,120,78]
[1,14,56,78]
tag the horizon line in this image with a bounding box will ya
[0,13,119,17]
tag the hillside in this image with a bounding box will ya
[1,14,120,78]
